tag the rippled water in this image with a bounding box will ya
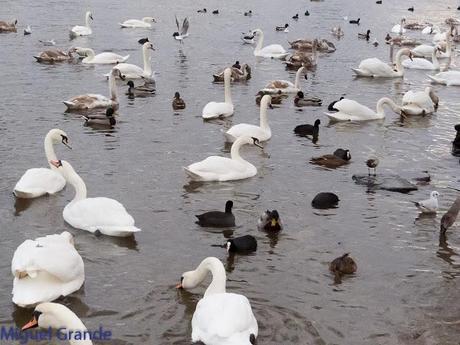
[1,0,460,344]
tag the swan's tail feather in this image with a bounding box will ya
[351,68,368,76]
[122,55,130,62]
[63,101,75,109]
[427,74,443,84]
[98,225,141,237]
[183,167,203,181]
[221,129,236,143]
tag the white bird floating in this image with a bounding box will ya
[14,129,71,198]
[202,67,234,119]
[223,95,272,143]
[173,16,190,41]
[119,17,155,28]
[73,47,129,64]
[428,71,460,86]
[64,67,123,110]
[391,18,406,35]
[413,191,439,213]
[106,41,154,79]
[325,97,401,121]
[401,87,439,115]
[251,28,288,59]
[352,48,412,77]
[70,11,93,38]
[52,160,141,237]
[12,232,84,308]
[402,46,442,70]
[184,136,263,182]
[260,66,306,94]
[22,303,91,345]
[176,257,258,345]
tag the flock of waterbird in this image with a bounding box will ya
[2,3,460,344]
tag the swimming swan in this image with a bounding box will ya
[64,67,123,110]
[184,136,263,182]
[223,95,272,142]
[12,232,84,307]
[402,46,441,70]
[252,28,288,59]
[176,257,258,345]
[202,68,234,119]
[107,41,154,79]
[119,17,155,28]
[14,129,70,199]
[52,160,141,237]
[352,48,412,77]
[325,97,401,121]
[401,87,439,115]
[74,47,129,64]
[428,71,460,86]
[70,11,93,38]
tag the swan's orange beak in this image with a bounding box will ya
[175,283,183,289]
[49,160,62,168]
[22,316,38,330]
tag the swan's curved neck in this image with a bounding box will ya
[44,133,58,169]
[142,46,152,76]
[109,70,117,101]
[395,49,408,75]
[399,19,404,34]
[376,97,400,115]
[85,13,91,28]
[194,258,226,297]
[81,48,95,60]
[294,68,303,89]
[431,48,440,69]
[224,71,232,104]
[55,312,92,345]
[259,99,270,130]
[65,166,87,203]
[254,30,264,52]
[230,139,250,164]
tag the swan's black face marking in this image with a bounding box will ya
[106,108,115,117]
[304,74,308,80]
[250,334,256,344]
[61,135,71,149]
[251,137,263,149]
[138,37,149,45]
[127,81,134,88]
[89,14,93,20]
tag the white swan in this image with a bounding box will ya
[391,18,406,34]
[412,34,452,58]
[402,46,441,70]
[53,160,141,237]
[260,66,306,94]
[74,47,129,64]
[252,28,288,59]
[422,25,440,35]
[352,48,412,77]
[64,67,122,110]
[70,11,93,37]
[119,17,155,28]
[428,71,460,86]
[325,97,401,121]
[176,257,258,345]
[14,129,70,198]
[202,68,233,119]
[22,303,92,345]
[184,136,263,182]
[107,41,154,79]
[12,232,84,308]
[433,26,453,43]
[223,95,272,143]
[401,87,439,115]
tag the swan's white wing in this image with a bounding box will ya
[402,90,433,112]
[14,168,65,198]
[89,52,129,64]
[191,293,258,345]
[226,124,270,142]
[357,58,394,76]
[335,99,375,117]
[63,197,140,236]
[11,232,84,307]
[428,71,460,85]
[71,25,91,36]
[202,102,234,119]
[185,156,254,181]
[412,44,434,57]
[260,44,286,54]
[113,63,146,78]
[402,57,434,70]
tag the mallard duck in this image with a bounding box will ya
[195,200,235,227]
[257,210,282,232]
[275,23,289,32]
[330,253,357,283]
[0,19,17,32]
[255,91,285,105]
[34,49,74,63]
[213,64,251,82]
[82,107,116,126]
[294,119,321,137]
[310,149,351,168]
[358,29,371,40]
[126,80,155,97]
[172,92,186,110]
[294,91,322,107]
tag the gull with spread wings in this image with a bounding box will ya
[173,16,189,42]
